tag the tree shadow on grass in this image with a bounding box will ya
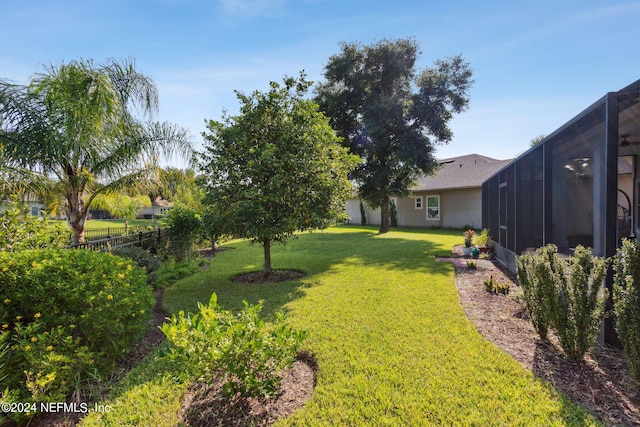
[170,227,459,321]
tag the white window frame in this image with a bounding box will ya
[415,196,423,210]
[426,195,440,220]
[389,197,398,208]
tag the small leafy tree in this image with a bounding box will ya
[613,238,640,382]
[201,205,226,254]
[164,205,201,261]
[92,193,151,234]
[199,73,359,273]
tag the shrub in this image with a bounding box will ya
[516,245,558,340]
[359,200,367,225]
[161,293,306,398]
[466,260,477,269]
[0,248,154,420]
[613,238,640,382]
[164,205,202,261]
[550,245,607,360]
[155,259,201,289]
[389,199,398,228]
[0,203,68,251]
[111,246,161,287]
[476,228,490,247]
[517,244,607,360]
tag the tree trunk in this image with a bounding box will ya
[379,196,390,233]
[263,238,272,272]
[67,191,87,245]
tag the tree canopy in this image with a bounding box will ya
[198,73,359,272]
[0,58,192,243]
[315,38,473,232]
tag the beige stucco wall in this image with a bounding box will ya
[345,187,482,229]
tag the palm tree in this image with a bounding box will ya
[0,58,192,243]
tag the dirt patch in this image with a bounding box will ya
[446,257,640,426]
[179,351,317,427]
[232,270,305,284]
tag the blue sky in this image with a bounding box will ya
[2,0,640,165]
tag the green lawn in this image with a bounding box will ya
[83,218,158,229]
[82,226,600,426]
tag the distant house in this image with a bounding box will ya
[138,197,173,219]
[0,194,46,217]
[345,154,511,229]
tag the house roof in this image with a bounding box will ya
[412,154,512,192]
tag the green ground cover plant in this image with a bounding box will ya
[82,227,599,426]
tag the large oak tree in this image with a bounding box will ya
[199,73,358,273]
[0,58,192,243]
[315,38,473,232]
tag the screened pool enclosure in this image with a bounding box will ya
[483,80,640,345]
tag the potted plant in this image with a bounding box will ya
[475,228,492,254]
[462,229,475,256]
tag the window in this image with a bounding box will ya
[426,195,440,220]
[31,206,40,216]
[415,196,423,209]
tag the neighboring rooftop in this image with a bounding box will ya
[412,154,512,191]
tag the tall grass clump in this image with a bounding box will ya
[613,238,640,383]
[517,244,607,360]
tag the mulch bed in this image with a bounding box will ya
[179,351,317,427]
[443,252,640,426]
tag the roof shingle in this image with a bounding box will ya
[412,154,511,191]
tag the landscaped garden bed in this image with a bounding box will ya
[451,258,640,426]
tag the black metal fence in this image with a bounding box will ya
[69,227,168,251]
[75,226,156,242]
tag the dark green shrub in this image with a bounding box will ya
[359,200,367,226]
[516,245,558,340]
[111,246,161,287]
[389,199,398,227]
[517,244,607,360]
[0,203,68,251]
[0,248,154,420]
[550,245,607,360]
[161,293,306,398]
[613,238,640,382]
